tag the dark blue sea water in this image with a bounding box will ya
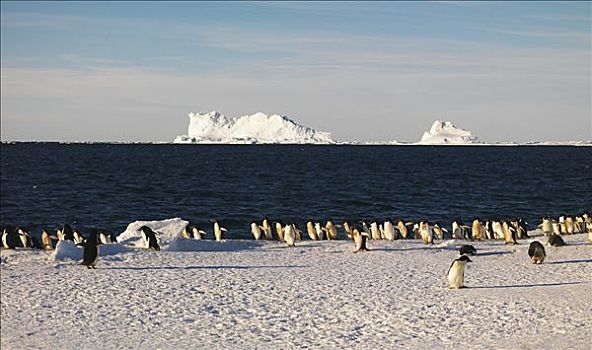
[1,143,591,238]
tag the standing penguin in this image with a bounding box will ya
[2,226,19,249]
[275,221,284,242]
[190,226,207,240]
[250,221,263,240]
[528,241,546,264]
[419,221,433,244]
[492,220,505,240]
[306,220,318,241]
[213,220,227,242]
[369,221,381,241]
[62,224,74,241]
[72,229,86,246]
[432,222,447,240]
[315,222,324,240]
[325,220,339,240]
[261,217,273,240]
[383,218,396,241]
[342,221,354,240]
[352,228,370,253]
[284,224,296,247]
[452,219,469,240]
[502,221,518,245]
[447,255,472,289]
[396,219,410,239]
[139,226,160,250]
[16,227,32,248]
[82,229,99,269]
[472,218,485,241]
[540,216,553,236]
[98,229,115,244]
[41,229,57,250]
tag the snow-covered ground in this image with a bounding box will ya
[2,231,591,349]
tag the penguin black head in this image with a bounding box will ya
[459,245,477,256]
[385,217,392,223]
[456,255,472,263]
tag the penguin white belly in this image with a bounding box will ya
[447,264,465,289]
[383,222,395,241]
[2,233,8,249]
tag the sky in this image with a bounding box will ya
[1,1,590,142]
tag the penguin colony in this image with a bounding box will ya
[2,212,591,276]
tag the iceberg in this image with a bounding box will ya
[174,111,335,144]
[418,120,482,145]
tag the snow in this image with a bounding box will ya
[116,218,189,248]
[174,111,335,144]
[2,230,591,349]
[419,120,482,145]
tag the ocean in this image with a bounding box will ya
[1,143,591,238]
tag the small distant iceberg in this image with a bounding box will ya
[174,111,335,144]
[418,120,482,145]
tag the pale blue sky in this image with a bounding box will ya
[1,1,590,142]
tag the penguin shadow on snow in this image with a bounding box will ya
[467,281,587,289]
[546,259,592,265]
[102,264,307,271]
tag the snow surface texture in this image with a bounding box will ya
[174,111,335,144]
[419,120,481,145]
[2,229,591,349]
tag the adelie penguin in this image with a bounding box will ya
[213,220,227,242]
[459,244,477,256]
[528,241,546,264]
[382,218,396,241]
[41,229,57,250]
[547,234,566,247]
[2,226,19,249]
[306,219,318,241]
[447,255,472,289]
[82,229,99,269]
[283,223,296,247]
[250,221,263,240]
[139,226,160,250]
[352,228,370,253]
[261,217,273,240]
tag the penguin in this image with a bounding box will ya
[551,221,561,236]
[261,217,273,240]
[30,236,43,249]
[411,223,420,239]
[314,222,324,240]
[62,224,74,241]
[419,220,433,244]
[139,226,160,250]
[2,226,19,249]
[382,218,396,241]
[492,220,505,240]
[72,229,86,246]
[190,226,206,240]
[587,223,592,244]
[558,215,567,234]
[342,221,354,240]
[369,221,381,240]
[565,216,575,235]
[56,225,64,241]
[16,227,32,248]
[484,220,494,240]
[574,215,585,233]
[539,216,553,236]
[98,229,115,244]
[471,218,485,241]
[447,255,472,289]
[502,220,517,245]
[452,219,470,240]
[459,244,477,256]
[213,220,227,242]
[283,223,296,247]
[547,234,566,247]
[528,241,546,264]
[250,221,263,240]
[306,220,318,241]
[82,229,99,269]
[293,223,302,241]
[41,229,57,250]
[432,222,447,240]
[396,219,410,239]
[512,218,528,239]
[275,221,284,242]
[352,228,370,253]
[181,225,192,239]
[325,220,339,240]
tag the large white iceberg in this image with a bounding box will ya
[418,120,482,145]
[174,111,335,144]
